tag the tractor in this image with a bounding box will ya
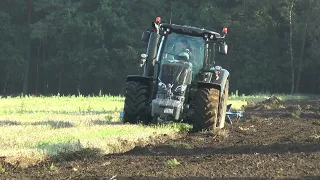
[122,17,230,132]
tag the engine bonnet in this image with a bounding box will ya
[158,61,193,96]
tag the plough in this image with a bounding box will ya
[226,104,244,124]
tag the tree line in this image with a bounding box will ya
[0,0,319,96]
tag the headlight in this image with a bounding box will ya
[215,66,222,71]
[175,85,187,93]
[158,82,167,90]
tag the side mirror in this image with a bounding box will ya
[141,31,150,42]
[219,42,228,55]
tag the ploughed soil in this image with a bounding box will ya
[2,97,320,179]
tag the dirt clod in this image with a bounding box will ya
[286,104,302,111]
[246,96,283,110]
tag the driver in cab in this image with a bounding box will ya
[174,39,192,62]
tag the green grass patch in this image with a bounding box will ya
[0,94,123,116]
[165,158,181,167]
[229,91,311,102]
[228,91,312,110]
[0,95,189,166]
[0,163,5,173]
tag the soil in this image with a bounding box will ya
[1,97,320,180]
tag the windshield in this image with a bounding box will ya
[160,33,205,73]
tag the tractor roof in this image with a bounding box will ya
[160,23,221,38]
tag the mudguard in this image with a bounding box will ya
[127,75,152,85]
[197,69,229,96]
[126,75,154,103]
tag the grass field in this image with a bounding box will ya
[0,93,310,167]
[0,94,193,166]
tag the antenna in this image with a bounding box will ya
[170,11,173,24]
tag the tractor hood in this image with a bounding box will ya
[157,60,193,97]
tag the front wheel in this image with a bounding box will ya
[122,81,150,124]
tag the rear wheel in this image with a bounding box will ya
[123,81,150,124]
[191,79,229,132]
[217,79,229,129]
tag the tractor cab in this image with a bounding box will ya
[141,19,228,75]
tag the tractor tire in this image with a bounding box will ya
[217,79,229,129]
[191,79,229,132]
[123,81,150,124]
